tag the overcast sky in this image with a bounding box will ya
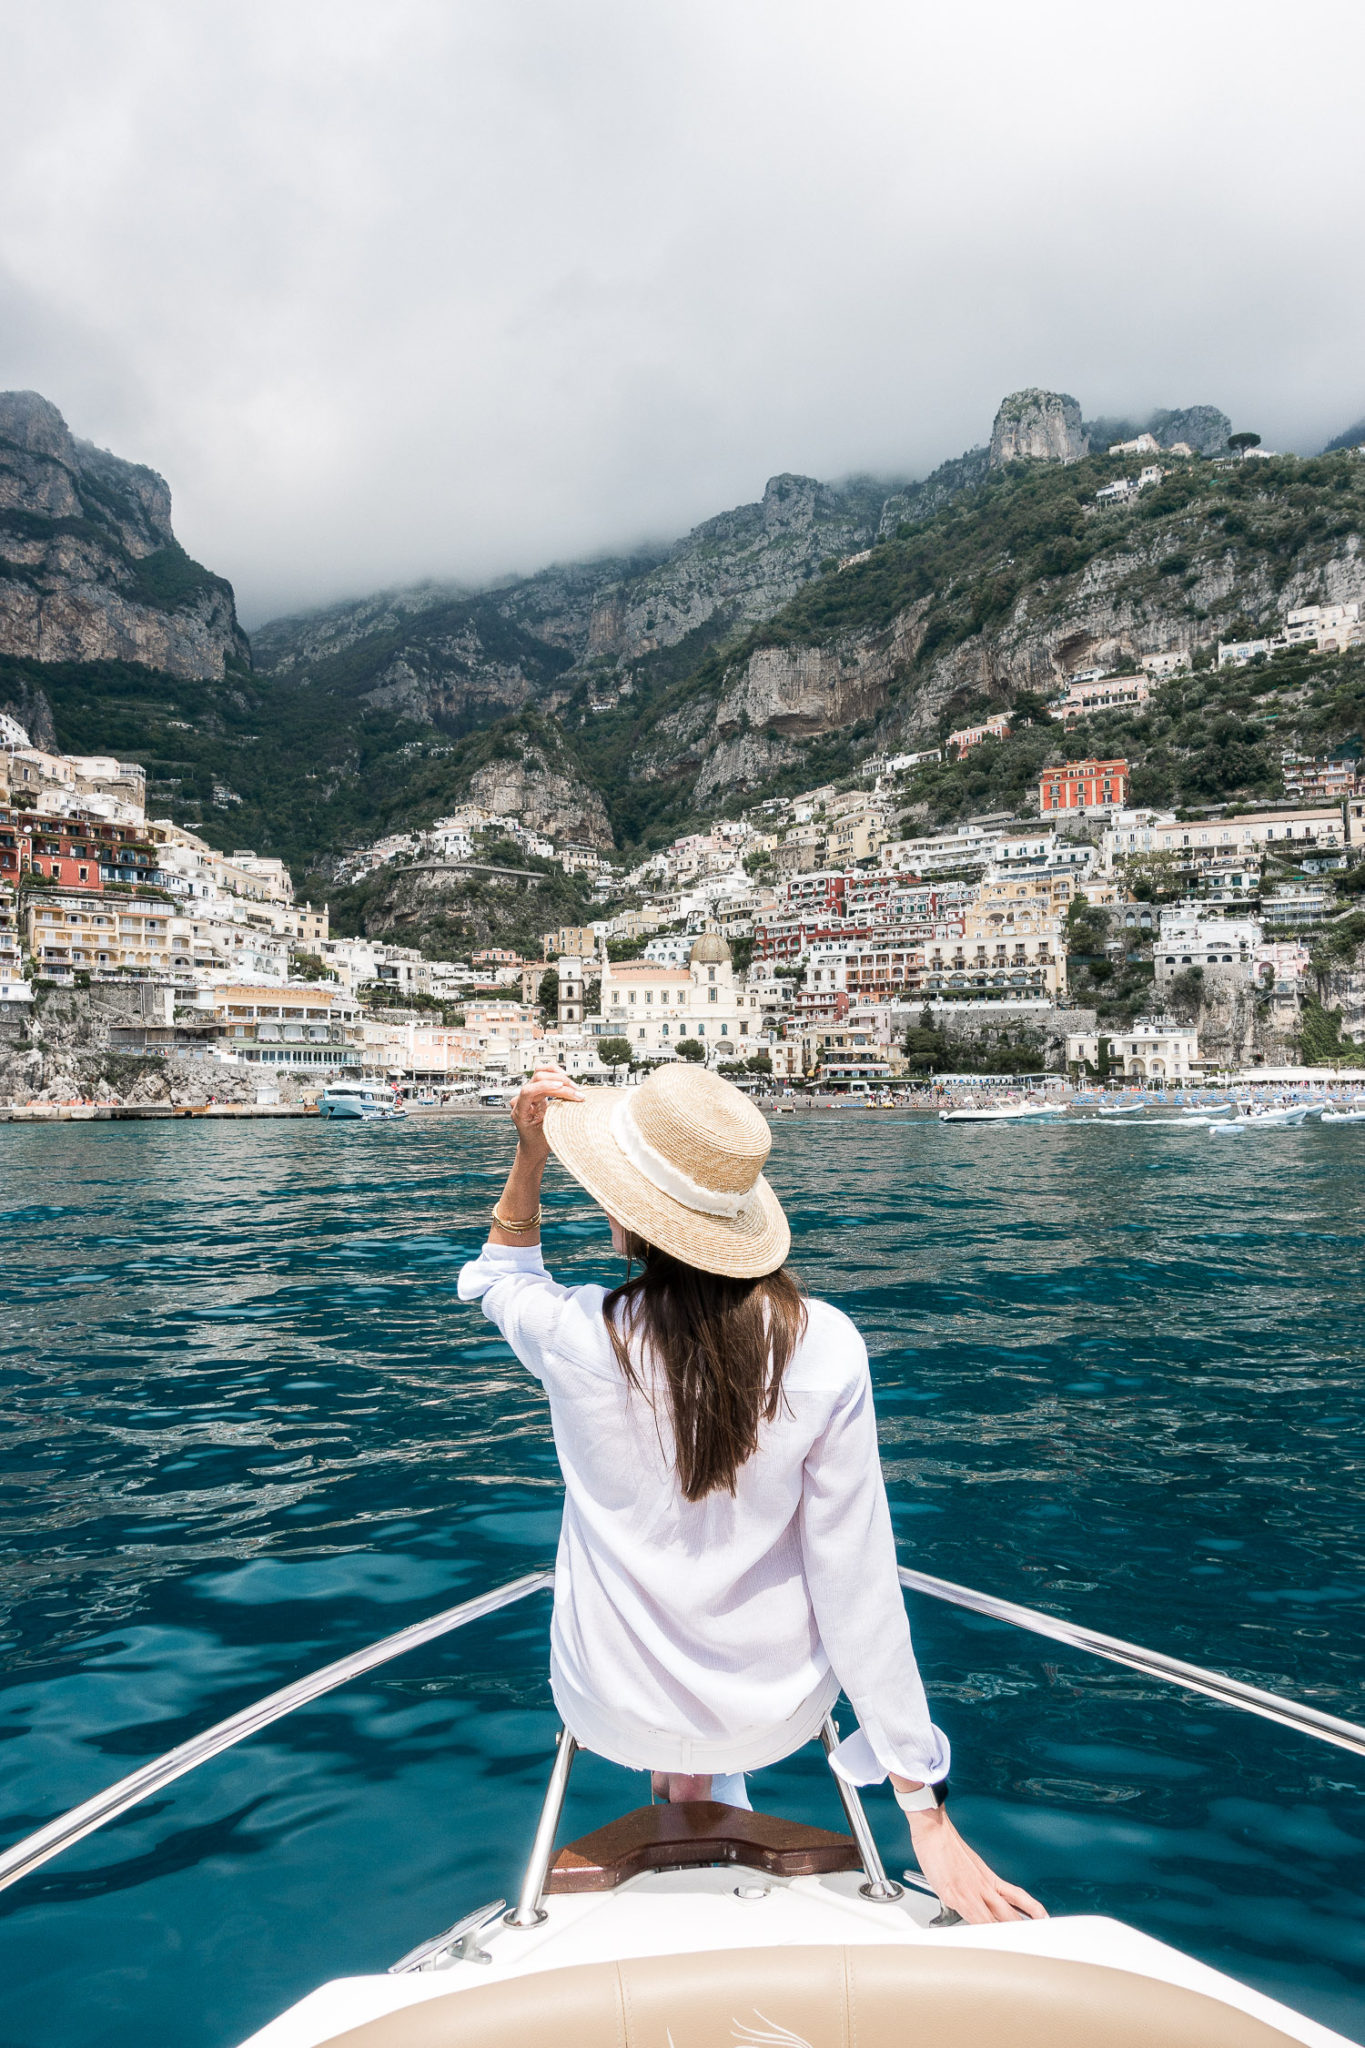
[2,1,1363,627]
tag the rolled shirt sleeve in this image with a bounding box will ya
[457,1242,579,1384]
[798,1336,951,1787]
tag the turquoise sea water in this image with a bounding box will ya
[2,1114,1364,2047]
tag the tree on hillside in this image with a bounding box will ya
[902,1006,949,1073]
[1227,432,1262,458]
[675,1038,705,1062]
[537,969,559,1019]
[598,1037,633,1067]
[1115,850,1184,902]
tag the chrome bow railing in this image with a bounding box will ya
[896,1566,1365,1760]
[1,1558,1361,1900]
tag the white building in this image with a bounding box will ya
[1219,602,1362,667]
[321,936,434,997]
[642,934,700,968]
[879,825,1001,874]
[1103,808,1345,869]
[1067,1017,1200,1082]
[988,831,1095,879]
[593,933,763,1060]
[1057,674,1151,718]
[1154,910,1261,985]
[1141,651,1191,679]
[1261,883,1330,927]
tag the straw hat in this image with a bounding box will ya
[543,1064,790,1278]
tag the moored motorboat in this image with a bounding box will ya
[318,1081,406,1120]
[1321,1098,1365,1124]
[938,1101,1065,1124]
[1210,1100,1311,1136]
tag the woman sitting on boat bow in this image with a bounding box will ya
[457,1062,1043,1926]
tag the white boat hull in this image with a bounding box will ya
[939,1104,1063,1123]
[238,1866,1354,2048]
[1211,1107,1311,1134]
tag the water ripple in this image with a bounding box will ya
[1,1116,1364,2046]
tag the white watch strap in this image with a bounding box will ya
[894,1783,939,1813]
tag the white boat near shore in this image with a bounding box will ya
[1321,1101,1365,1123]
[939,1100,1065,1124]
[318,1082,405,1121]
[1210,1101,1312,1136]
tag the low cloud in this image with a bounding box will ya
[1,0,1361,625]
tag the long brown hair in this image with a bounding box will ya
[604,1234,807,1502]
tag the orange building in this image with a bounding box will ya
[1039,758,1129,816]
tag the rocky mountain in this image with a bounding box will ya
[1324,417,1365,455]
[465,718,613,849]
[1082,405,1232,458]
[0,391,248,685]
[251,471,901,735]
[587,436,1365,843]
[16,381,1357,898]
[248,388,1237,766]
[988,388,1088,467]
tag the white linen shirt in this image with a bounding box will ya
[457,1242,950,1785]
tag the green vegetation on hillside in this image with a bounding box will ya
[895,639,1364,825]
[0,655,600,885]
[129,543,234,611]
[322,848,599,961]
[9,441,1365,914]
[551,445,1365,844]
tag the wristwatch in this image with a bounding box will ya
[894,1779,949,1813]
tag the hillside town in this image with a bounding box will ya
[4,656,1363,1105]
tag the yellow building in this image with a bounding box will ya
[924,878,1066,1000]
[212,983,361,1069]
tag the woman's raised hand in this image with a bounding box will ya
[904,1807,1046,1924]
[510,1068,583,1158]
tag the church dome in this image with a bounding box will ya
[688,932,731,965]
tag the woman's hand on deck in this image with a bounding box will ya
[905,1807,1045,1923]
[509,1068,583,1164]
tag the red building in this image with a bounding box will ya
[1039,758,1129,815]
[0,808,162,890]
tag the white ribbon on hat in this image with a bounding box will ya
[609,1094,748,1218]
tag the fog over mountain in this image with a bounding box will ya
[0,0,1362,625]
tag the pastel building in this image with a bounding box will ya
[592,933,763,1058]
[1067,1017,1200,1082]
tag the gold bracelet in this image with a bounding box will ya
[491,1206,542,1234]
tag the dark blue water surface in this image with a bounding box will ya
[3,1115,1365,2047]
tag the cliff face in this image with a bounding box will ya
[988,389,1088,467]
[581,473,893,661]
[0,391,249,681]
[881,531,1365,749]
[468,742,612,849]
[681,603,931,804]
[252,472,896,726]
